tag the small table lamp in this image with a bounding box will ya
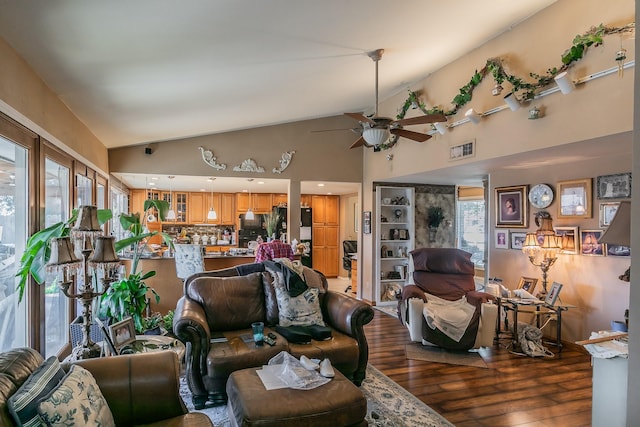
[598,200,631,281]
[46,206,121,360]
[522,212,562,296]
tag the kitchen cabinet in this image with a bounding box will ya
[236,193,273,214]
[311,195,339,278]
[130,189,161,217]
[272,193,288,207]
[300,194,313,208]
[219,193,236,224]
[162,191,187,223]
[188,192,207,223]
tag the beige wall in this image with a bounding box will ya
[489,142,632,342]
[358,0,635,319]
[0,38,108,173]
[108,115,363,182]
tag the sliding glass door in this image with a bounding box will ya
[0,136,29,353]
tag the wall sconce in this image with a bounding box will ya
[464,108,482,124]
[503,92,521,111]
[554,71,575,94]
[491,83,503,96]
[521,211,562,296]
[433,122,448,135]
[528,105,542,120]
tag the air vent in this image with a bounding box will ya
[449,140,475,161]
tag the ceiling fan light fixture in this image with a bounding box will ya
[362,127,390,146]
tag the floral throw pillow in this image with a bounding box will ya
[269,268,324,327]
[37,365,115,427]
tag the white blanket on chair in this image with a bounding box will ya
[422,293,476,342]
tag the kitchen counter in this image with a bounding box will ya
[121,254,258,315]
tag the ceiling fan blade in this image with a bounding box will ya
[394,113,447,126]
[349,136,366,149]
[345,112,375,125]
[391,128,432,143]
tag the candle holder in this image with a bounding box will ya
[46,206,121,360]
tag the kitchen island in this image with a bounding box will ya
[121,253,257,315]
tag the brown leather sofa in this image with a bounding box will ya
[174,262,375,409]
[0,347,213,426]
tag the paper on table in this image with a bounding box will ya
[256,365,289,390]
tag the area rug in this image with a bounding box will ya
[405,343,489,369]
[180,364,453,426]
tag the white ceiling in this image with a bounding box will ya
[0,0,557,151]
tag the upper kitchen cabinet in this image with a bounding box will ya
[312,195,339,225]
[236,193,273,214]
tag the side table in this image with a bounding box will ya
[496,297,575,353]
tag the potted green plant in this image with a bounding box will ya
[263,208,282,240]
[427,206,445,243]
[100,199,173,333]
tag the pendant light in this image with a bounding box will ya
[245,178,255,220]
[207,177,217,220]
[166,176,176,220]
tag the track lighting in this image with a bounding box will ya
[503,92,521,111]
[554,71,575,94]
[433,122,447,135]
[464,108,482,124]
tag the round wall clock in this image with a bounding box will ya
[529,184,554,209]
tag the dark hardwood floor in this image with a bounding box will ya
[365,309,593,427]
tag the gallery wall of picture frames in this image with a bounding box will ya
[493,172,631,257]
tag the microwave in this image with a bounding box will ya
[239,213,263,230]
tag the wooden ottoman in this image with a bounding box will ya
[226,367,367,427]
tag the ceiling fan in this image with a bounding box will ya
[346,49,447,149]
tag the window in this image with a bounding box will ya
[456,186,485,269]
[0,136,29,353]
[110,182,129,242]
[43,157,71,356]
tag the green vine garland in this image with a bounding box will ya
[375,22,634,151]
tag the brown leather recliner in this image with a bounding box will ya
[0,347,213,426]
[174,262,375,409]
[398,248,497,350]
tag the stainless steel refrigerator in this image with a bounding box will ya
[276,207,312,267]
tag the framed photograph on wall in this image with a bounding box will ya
[363,211,371,234]
[599,202,620,228]
[545,282,563,306]
[597,172,631,199]
[495,185,528,228]
[510,232,527,250]
[580,229,605,256]
[607,245,631,257]
[495,230,509,249]
[109,317,136,352]
[554,226,579,254]
[558,178,592,219]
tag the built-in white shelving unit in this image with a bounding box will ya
[375,186,415,306]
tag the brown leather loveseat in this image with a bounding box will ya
[174,262,374,409]
[0,347,212,426]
